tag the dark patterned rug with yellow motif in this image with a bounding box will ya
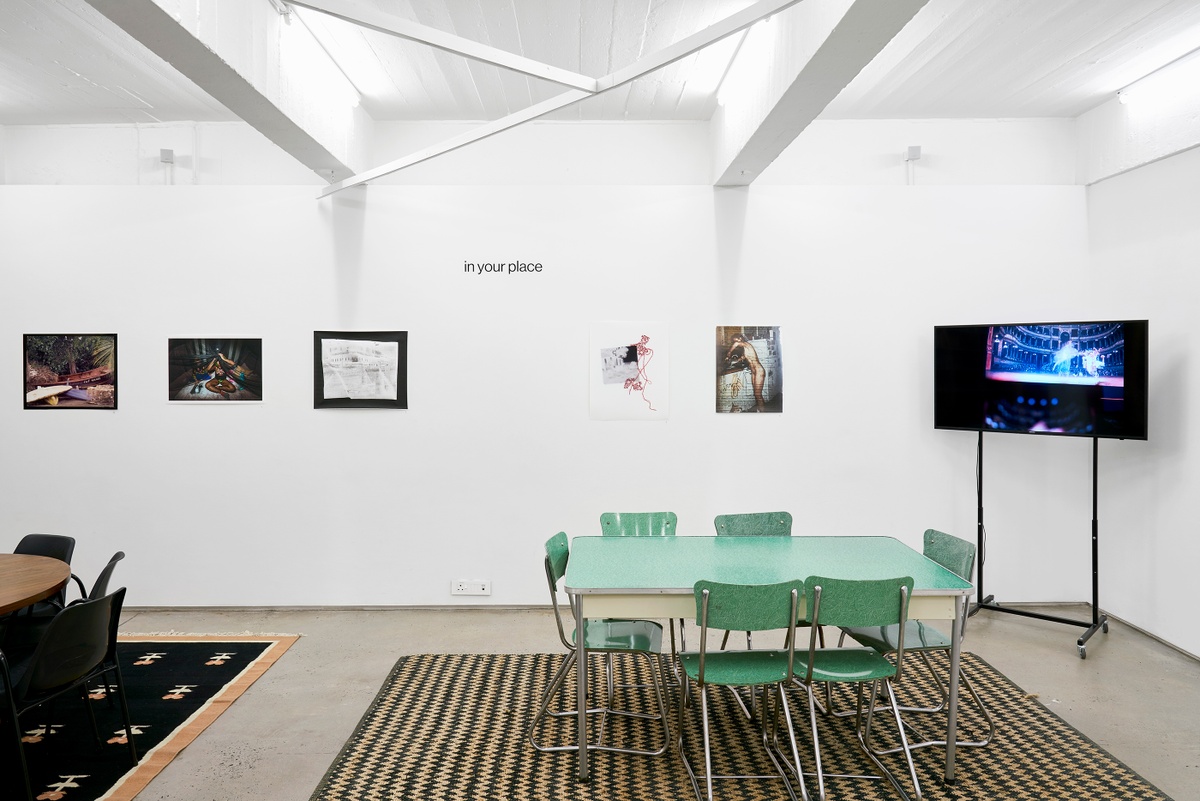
[2,635,296,801]
[311,650,1171,801]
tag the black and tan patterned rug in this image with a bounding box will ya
[2,634,297,801]
[310,650,1171,801]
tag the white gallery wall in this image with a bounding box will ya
[1,120,1197,658]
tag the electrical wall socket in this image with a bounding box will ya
[451,580,491,596]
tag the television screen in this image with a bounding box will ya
[934,320,1148,440]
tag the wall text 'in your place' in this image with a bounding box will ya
[463,261,543,275]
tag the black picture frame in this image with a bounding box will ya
[314,330,408,409]
[23,333,118,410]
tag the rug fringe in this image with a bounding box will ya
[119,630,304,637]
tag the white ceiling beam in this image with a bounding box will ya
[84,0,370,181]
[320,0,801,197]
[597,0,803,92]
[712,0,929,186]
[287,0,599,92]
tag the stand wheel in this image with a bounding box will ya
[1078,645,1087,659]
[1102,621,1109,634]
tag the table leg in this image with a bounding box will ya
[944,594,963,783]
[573,592,589,782]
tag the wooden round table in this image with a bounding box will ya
[0,553,72,615]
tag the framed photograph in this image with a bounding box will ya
[168,338,263,401]
[314,330,408,409]
[716,326,783,413]
[24,334,118,410]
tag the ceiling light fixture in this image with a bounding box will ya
[1117,46,1200,106]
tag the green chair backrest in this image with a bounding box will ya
[804,575,914,629]
[545,531,569,586]
[600,511,677,536]
[923,528,975,581]
[694,579,804,633]
[713,512,792,537]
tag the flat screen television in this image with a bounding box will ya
[934,320,1148,440]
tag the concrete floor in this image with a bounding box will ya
[117,604,1199,801]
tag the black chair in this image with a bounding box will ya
[12,535,82,611]
[0,587,138,801]
[80,552,126,603]
[3,552,126,652]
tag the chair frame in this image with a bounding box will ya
[529,532,670,757]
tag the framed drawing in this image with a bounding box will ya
[589,321,669,420]
[716,325,783,413]
[24,333,118,410]
[168,338,263,401]
[314,330,408,409]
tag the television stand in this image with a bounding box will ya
[968,432,1109,659]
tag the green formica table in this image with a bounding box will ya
[564,535,975,785]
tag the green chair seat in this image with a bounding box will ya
[840,620,952,654]
[801,647,897,683]
[678,649,793,687]
[575,618,663,654]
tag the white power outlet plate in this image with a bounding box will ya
[451,580,491,596]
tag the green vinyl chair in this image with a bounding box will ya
[838,528,994,751]
[529,532,670,756]
[713,513,821,650]
[678,579,809,801]
[711,512,807,719]
[600,511,686,655]
[795,575,922,801]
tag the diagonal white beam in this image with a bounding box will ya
[288,0,598,92]
[319,0,802,196]
[712,0,929,185]
[318,89,590,197]
[85,0,370,181]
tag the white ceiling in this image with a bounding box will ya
[2,0,1200,127]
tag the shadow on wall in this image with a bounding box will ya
[713,186,749,319]
[320,186,367,324]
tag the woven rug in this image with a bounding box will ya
[2,634,297,801]
[311,650,1171,801]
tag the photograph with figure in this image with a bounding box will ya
[168,338,263,402]
[716,326,782,413]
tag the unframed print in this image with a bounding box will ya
[167,338,263,401]
[24,334,117,409]
[716,326,783,413]
[589,322,669,420]
[314,331,408,409]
